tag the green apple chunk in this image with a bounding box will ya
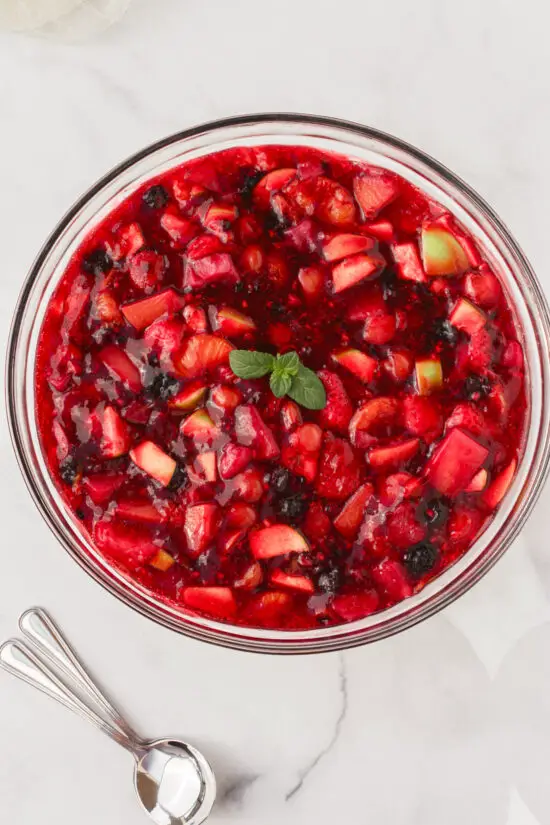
[421,226,470,276]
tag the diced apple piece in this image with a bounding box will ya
[160,212,199,248]
[349,397,400,448]
[229,467,265,502]
[317,370,353,434]
[130,440,177,486]
[183,304,208,333]
[175,335,234,378]
[415,358,443,395]
[332,349,377,383]
[361,220,394,241]
[483,459,517,509]
[184,503,221,555]
[421,226,470,276]
[464,269,501,309]
[99,345,141,392]
[83,473,124,505]
[121,288,185,331]
[253,168,297,208]
[116,222,146,258]
[332,254,381,293]
[322,233,374,262]
[449,298,486,335]
[270,570,315,593]
[284,218,318,253]
[168,382,207,411]
[180,409,220,443]
[371,559,413,601]
[128,249,166,290]
[115,499,163,524]
[209,384,242,413]
[185,253,239,289]
[219,443,253,479]
[149,550,176,572]
[391,241,427,283]
[194,451,218,482]
[281,399,303,431]
[203,203,238,227]
[234,405,280,460]
[353,172,399,218]
[298,265,325,303]
[281,423,323,482]
[182,586,237,619]
[234,562,263,590]
[334,483,374,539]
[250,524,310,560]
[225,503,257,530]
[315,178,357,226]
[465,468,488,493]
[211,307,256,337]
[384,349,414,382]
[425,428,489,496]
[368,438,420,470]
[332,591,380,621]
[93,521,159,571]
[99,406,131,458]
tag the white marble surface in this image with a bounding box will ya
[1,1,550,823]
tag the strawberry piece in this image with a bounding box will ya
[361,220,394,242]
[234,405,280,460]
[266,252,291,288]
[387,501,427,549]
[303,501,332,542]
[83,473,124,505]
[371,559,413,601]
[94,521,158,571]
[130,441,177,486]
[115,499,163,524]
[322,233,374,262]
[185,253,239,289]
[168,382,207,411]
[464,468,488,493]
[121,288,185,331]
[211,307,256,337]
[99,405,131,458]
[184,503,221,556]
[270,570,315,593]
[240,244,264,273]
[115,222,145,259]
[363,307,396,345]
[483,459,517,509]
[182,586,237,619]
[99,345,141,393]
[466,328,494,372]
[379,472,422,506]
[229,467,265,503]
[209,384,242,413]
[186,234,225,261]
[267,321,293,348]
[143,318,186,363]
[425,428,489,496]
[332,254,381,293]
[180,409,220,443]
[281,399,303,431]
[449,298,486,335]
[250,524,310,559]
[203,202,238,227]
[94,291,122,326]
[391,242,427,283]
[332,591,380,621]
[298,265,325,303]
[175,335,233,378]
[384,349,414,382]
[368,439,420,470]
[334,483,374,539]
[464,269,501,309]
[253,168,297,208]
[317,370,353,433]
[315,435,361,501]
[447,507,483,546]
[281,423,322,482]
[353,172,399,218]
[349,397,400,447]
[446,403,486,436]
[502,340,524,370]
[225,503,257,530]
[285,219,319,253]
[219,443,253,479]
[160,212,199,248]
[63,275,91,332]
[402,396,442,440]
[332,349,377,383]
[128,249,166,291]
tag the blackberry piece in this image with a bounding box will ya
[147,373,179,401]
[269,301,285,317]
[403,542,438,577]
[233,281,245,294]
[420,497,450,528]
[75,507,85,520]
[270,467,290,494]
[317,568,342,595]
[239,170,264,204]
[59,457,79,486]
[167,463,189,492]
[82,248,112,276]
[380,269,399,302]
[277,494,307,521]
[142,184,169,209]
[464,374,491,400]
[431,318,458,347]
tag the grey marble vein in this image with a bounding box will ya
[217,772,261,809]
[285,653,348,801]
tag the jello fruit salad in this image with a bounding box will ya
[34,143,527,630]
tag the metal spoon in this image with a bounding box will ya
[0,608,216,825]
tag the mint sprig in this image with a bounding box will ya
[229,350,326,410]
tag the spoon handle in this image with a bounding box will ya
[18,607,141,746]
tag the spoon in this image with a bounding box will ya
[0,608,216,825]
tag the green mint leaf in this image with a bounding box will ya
[288,365,327,410]
[275,351,300,377]
[270,371,293,398]
[229,350,275,379]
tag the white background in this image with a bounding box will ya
[1,1,550,824]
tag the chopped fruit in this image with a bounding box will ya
[334,483,374,539]
[484,459,517,509]
[368,438,420,470]
[182,587,237,619]
[234,405,280,460]
[168,382,207,411]
[219,443,253,479]
[332,349,377,383]
[317,370,353,433]
[353,172,399,218]
[212,307,256,337]
[180,409,220,443]
[37,143,526,631]
[391,241,427,283]
[425,428,489,496]
[130,441,177,486]
[322,233,374,262]
[415,358,443,395]
[99,345,141,392]
[121,288,185,331]
[332,254,381,293]
[449,298,486,335]
[175,335,233,378]
[184,503,221,556]
[99,406,131,458]
[421,226,470,276]
[250,524,310,559]
[316,434,361,500]
[149,550,176,572]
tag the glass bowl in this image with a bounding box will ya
[7,113,550,654]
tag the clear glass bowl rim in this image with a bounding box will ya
[6,112,550,654]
